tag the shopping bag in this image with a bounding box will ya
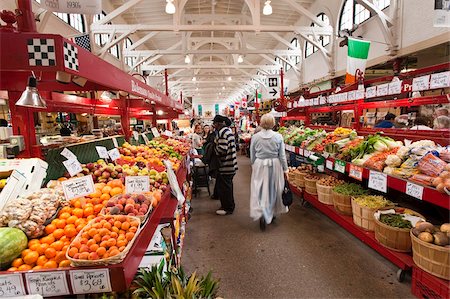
[282,180,293,206]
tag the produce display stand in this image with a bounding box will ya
[411,265,450,299]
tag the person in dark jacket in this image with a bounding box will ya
[374,113,396,128]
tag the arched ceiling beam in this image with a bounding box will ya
[92,0,145,25]
[282,0,328,27]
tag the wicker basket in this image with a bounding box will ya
[100,193,154,223]
[351,198,392,231]
[332,191,352,215]
[67,215,141,267]
[304,175,323,195]
[374,210,425,252]
[411,231,450,280]
[316,184,334,205]
[295,171,308,188]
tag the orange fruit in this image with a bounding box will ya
[121,222,130,231]
[72,208,84,219]
[129,226,137,233]
[119,246,126,252]
[99,228,109,237]
[74,217,85,227]
[59,260,71,268]
[101,186,112,194]
[130,220,139,227]
[89,244,99,252]
[110,232,118,239]
[66,215,78,225]
[53,228,65,240]
[116,239,127,247]
[68,247,78,257]
[51,241,64,251]
[78,252,89,260]
[76,224,85,232]
[94,204,104,214]
[84,207,94,217]
[114,221,122,229]
[37,255,49,266]
[45,224,57,235]
[89,190,102,198]
[39,243,50,255]
[95,182,106,190]
[79,244,89,253]
[59,212,71,220]
[23,251,39,265]
[33,265,43,270]
[62,245,70,253]
[55,251,66,264]
[110,187,123,197]
[71,240,82,249]
[109,249,120,257]
[64,226,77,238]
[8,267,18,271]
[96,247,106,257]
[43,260,58,269]
[44,247,57,259]
[72,199,82,209]
[93,234,102,243]
[28,239,41,248]
[125,232,135,241]
[18,264,32,271]
[88,228,98,238]
[29,244,41,254]
[100,193,110,201]
[60,206,72,214]
[11,258,24,268]
[87,239,96,247]
[87,215,95,221]
[60,235,69,243]
[55,219,66,229]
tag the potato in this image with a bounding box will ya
[416,221,435,233]
[440,223,450,233]
[433,232,449,246]
[418,232,434,243]
[412,227,421,237]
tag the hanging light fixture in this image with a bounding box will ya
[228,76,232,81]
[16,76,47,108]
[184,54,191,64]
[165,0,176,14]
[222,86,225,90]
[263,1,272,16]
[157,110,164,115]
[192,76,196,81]
[237,55,243,63]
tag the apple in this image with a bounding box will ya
[106,201,115,207]
[102,171,111,179]
[124,204,134,214]
[115,204,124,211]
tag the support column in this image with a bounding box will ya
[119,95,131,140]
[151,103,157,127]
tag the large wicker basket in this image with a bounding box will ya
[332,191,352,215]
[374,210,425,252]
[304,175,322,195]
[351,198,393,231]
[316,184,334,205]
[411,231,450,280]
[295,171,309,188]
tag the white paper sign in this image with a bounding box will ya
[112,137,119,148]
[376,83,389,96]
[347,91,356,101]
[125,176,150,194]
[326,160,333,170]
[142,133,150,144]
[412,75,430,91]
[349,164,363,181]
[163,130,173,137]
[368,170,388,193]
[366,86,377,98]
[406,182,424,200]
[430,71,450,89]
[388,80,402,95]
[339,93,348,102]
[108,148,121,161]
[70,269,112,294]
[61,175,95,200]
[61,148,77,160]
[355,89,365,99]
[95,146,109,159]
[0,274,26,297]
[304,150,310,157]
[25,271,70,297]
[62,158,82,177]
[41,0,102,14]
[164,160,185,204]
[132,131,140,141]
[151,128,160,138]
[298,148,304,156]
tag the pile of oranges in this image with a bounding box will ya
[67,215,139,261]
[7,179,125,271]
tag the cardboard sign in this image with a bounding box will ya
[70,269,112,294]
[430,71,450,89]
[62,159,82,177]
[412,75,430,91]
[349,164,363,181]
[25,271,70,297]
[61,148,77,160]
[61,175,95,200]
[334,160,346,174]
[125,176,150,194]
[112,137,119,148]
[95,146,109,159]
[151,128,160,138]
[368,170,387,193]
[108,148,121,161]
[406,182,424,200]
[0,274,26,297]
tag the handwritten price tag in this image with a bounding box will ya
[334,160,346,174]
[142,133,150,144]
[0,274,25,297]
[412,75,430,91]
[304,150,310,158]
[112,137,119,148]
[61,148,77,160]
[349,164,363,181]
[368,170,387,193]
[95,146,109,159]
[125,176,150,193]
[366,86,377,98]
[61,175,95,200]
[70,269,111,294]
[108,148,121,161]
[430,71,450,89]
[406,182,424,200]
[62,159,82,177]
[326,160,333,170]
[388,80,402,95]
[151,127,160,138]
[25,271,69,297]
[163,130,173,137]
[132,131,140,141]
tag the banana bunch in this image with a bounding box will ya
[333,127,352,136]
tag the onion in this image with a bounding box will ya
[436,183,446,193]
[432,177,443,187]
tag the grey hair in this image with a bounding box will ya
[434,116,450,129]
[260,114,275,130]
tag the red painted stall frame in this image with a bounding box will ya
[411,266,450,299]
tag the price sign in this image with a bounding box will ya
[322,152,330,158]
[61,175,95,200]
[334,160,346,174]
[62,159,82,177]
[125,176,150,194]
[142,133,150,144]
[70,269,111,294]
[112,137,119,148]
[326,160,333,170]
[347,91,356,101]
[412,75,430,91]
[61,148,77,160]
[304,150,310,157]
[298,148,304,156]
[368,170,387,193]
[376,83,389,96]
[151,127,160,138]
[95,146,109,159]
[388,80,402,95]
[430,71,450,89]
[25,271,70,296]
[132,131,140,141]
[0,274,26,297]
[406,182,424,200]
[366,86,377,98]
[163,130,173,137]
[349,164,363,181]
[355,89,365,100]
[108,148,121,161]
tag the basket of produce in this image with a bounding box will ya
[332,183,368,215]
[101,193,154,223]
[351,195,394,231]
[66,215,141,267]
[410,222,450,280]
[374,208,425,252]
[316,176,344,205]
[294,164,312,188]
[303,174,324,195]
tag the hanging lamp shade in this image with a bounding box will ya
[16,76,47,108]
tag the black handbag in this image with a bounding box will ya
[282,180,293,206]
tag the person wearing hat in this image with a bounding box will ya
[213,115,238,215]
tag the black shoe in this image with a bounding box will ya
[210,195,219,200]
[259,217,266,231]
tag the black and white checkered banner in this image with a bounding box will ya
[27,38,56,67]
[64,41,79,71]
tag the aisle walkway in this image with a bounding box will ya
[183,155,413,298]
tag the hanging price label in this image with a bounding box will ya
[349,164,363,181]
[406,182,424,200]
[163,130,173,137]
[334,160,346,174]
[322,152,330,158]
[151,127,160,138]
[132,131,140,141]
[142,133,150,144]
[95,146,109,159]
[62,158,83,177]
[61,148,77,160]
[112,137,119,148]
[108,148,121,161]
[61,175,95,200]
[25,271,70,297]
[0,274,26,297]
[70,269,112,294]
[304,150,310,158]
[326,160,333,170]
[368,170,387,193]
[125,176,150,194]
[298,148,304,156]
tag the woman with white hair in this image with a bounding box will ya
[250,113,289,231]
[434,115,450,130]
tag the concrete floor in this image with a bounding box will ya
[182,155,414,299]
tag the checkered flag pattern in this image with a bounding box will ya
[27,38,56,67]
[73,34,91,52]
[64,42,79,71]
